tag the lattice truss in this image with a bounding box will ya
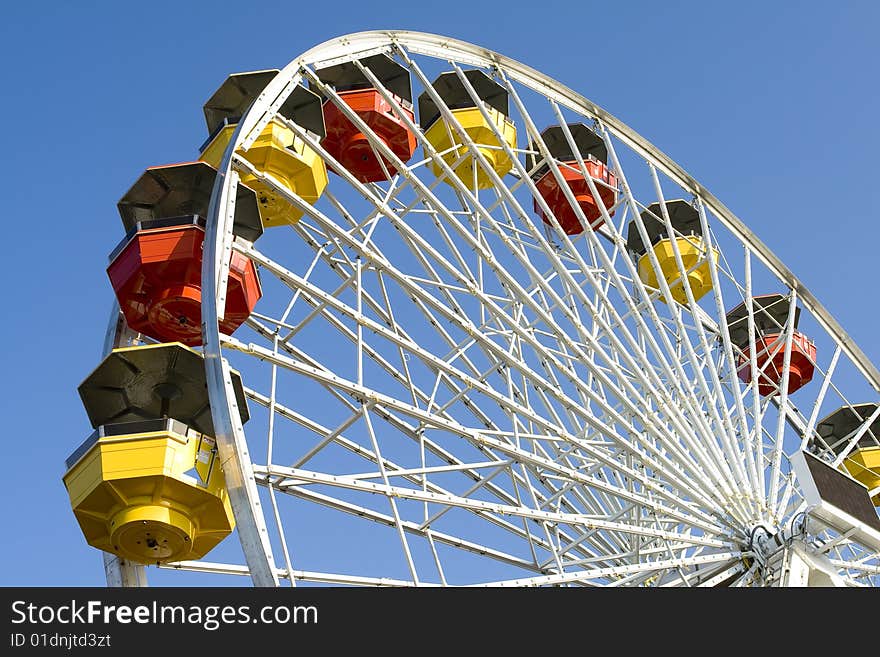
[150,35,880,587]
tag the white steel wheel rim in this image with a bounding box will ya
[179,31,880,587]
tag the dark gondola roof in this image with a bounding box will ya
[418,69,508,130]
[725,293,799,350]
[314,54,413,104]
[526,123,607,181]
[626,199,701,257]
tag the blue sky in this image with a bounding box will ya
[1,1,878,585]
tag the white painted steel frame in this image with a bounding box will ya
[158,30,880,587]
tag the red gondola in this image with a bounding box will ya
[317,54,417,183]
[108,218,261,346]
[726,294,816,396]
[529,124,616,234]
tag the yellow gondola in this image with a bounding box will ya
[64,343,249,562]
[64,419,234,564]
[200,70,329,227]
[627,199,717,304]
[418,70,516,190]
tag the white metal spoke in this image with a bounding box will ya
[78,31,878,588]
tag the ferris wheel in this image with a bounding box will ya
[63,31,880,587]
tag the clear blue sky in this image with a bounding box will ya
[1,1,877,585]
